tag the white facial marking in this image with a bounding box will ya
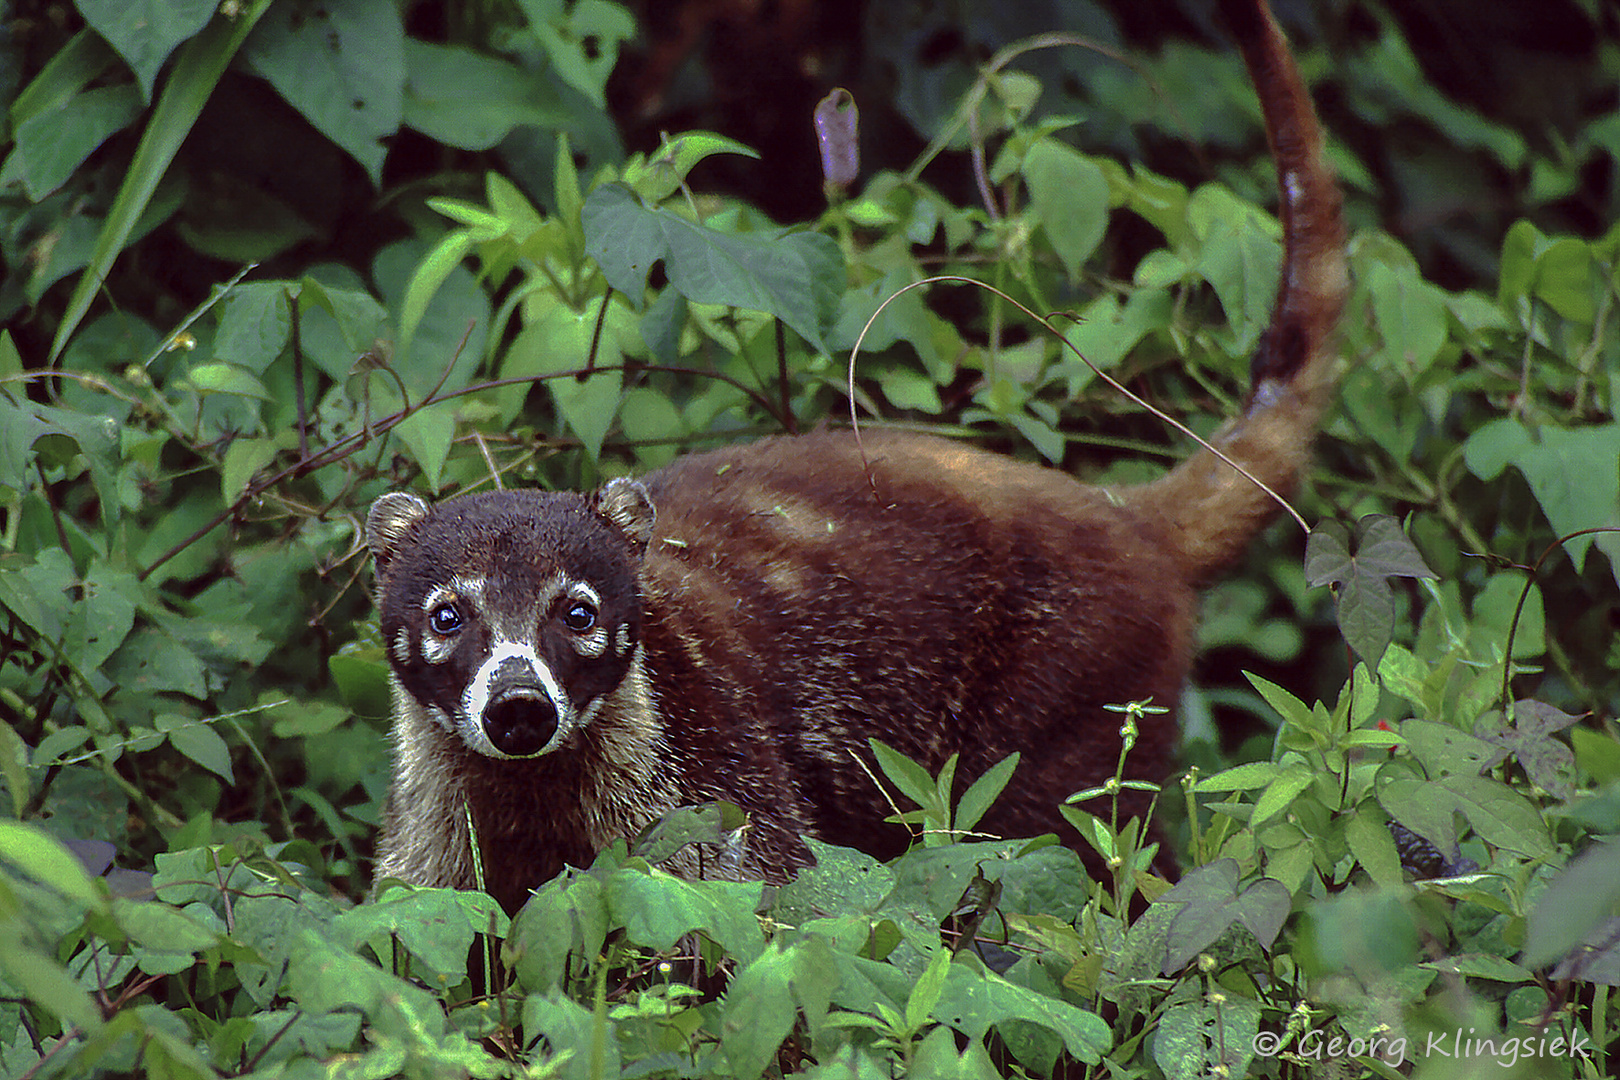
[460,641,571,758]
[392,627,411,664]
[614,625,632,658]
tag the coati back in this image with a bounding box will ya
[367,0,1346,913]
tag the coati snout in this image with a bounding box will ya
[367,0,1346,915]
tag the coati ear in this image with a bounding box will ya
[592,478,656,553]
[367,492,430,573]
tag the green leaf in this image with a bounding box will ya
[907,947,953,1031]
[395,405,457,493]
[0,821,107,908]
[242,0,405,184]
[933,962,1109,1064]
[1464,419,1620,587]
[955,753,1019,833]
[213,282,292,373]
[869,739,942,817]
[3,83,143,200]
[1523,838,1620,967]
[403,39,569,151]
[1366,260,1448,372]
[517,0,637,108]
[1344,805,1404,888]
[722,942,803,1079]
[582,183,843,351]
[336,887,505,981]
[604,865,765,964]
[115,896,222,954]
[105,629,210,698]
[507,872,607,993]
[0,721,29,817]
[158,713,234,783]
[189,362,272,400]
[50,1,275,363]
[500,299,625,461]
[1155,859,1290,971]
[221,437,279,504]
[76,0,217,100]
[1023,139,1109,281]
[1437,774,1552,858]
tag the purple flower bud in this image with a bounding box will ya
[814,88,860,190]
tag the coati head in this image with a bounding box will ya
[366,480,656,759]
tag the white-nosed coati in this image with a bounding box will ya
[366,0,1346,914]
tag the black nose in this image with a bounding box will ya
[484,691,558,756]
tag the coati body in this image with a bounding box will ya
[367,0,1346,914]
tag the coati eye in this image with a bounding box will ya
[428,603,462,636]
[562,601,597,633]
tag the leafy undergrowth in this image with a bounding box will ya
[5,1,1620,1077]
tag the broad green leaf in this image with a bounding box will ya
[1366,260,1448,372]
[0,821,106,908]
[1523,838,1620,967]
[1464,420,1620,587]
[1532,237,1596,323]
[722,942,802,1079]
[1438,774,1552,858]
[50,1,275,363]
[507,872,608,992]
[221,437,279,504]
[1023,139,1109,281]
[500,299,625,461]
[114,896,221,954]
[934,962,1109,1064]
[335,887,505,981]
[158,713,234,783]
[189,362,271,400]
[582,182,842,351]
[0,943,104,1031]
[75,0,217,100]
[1156,990,1261,1080]
[213,282,292,373]
[604,865,765,963]
[3,84,143,200]
[243,0,405,184]
[107,630,209,698]
[907,947,953,1031]
[1344,806,1404,888]
[403,39,569,151]
[395,405,457,493]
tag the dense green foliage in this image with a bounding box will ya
[3,1,1620,1076]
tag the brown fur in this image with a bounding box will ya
[368,0,1345,913]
